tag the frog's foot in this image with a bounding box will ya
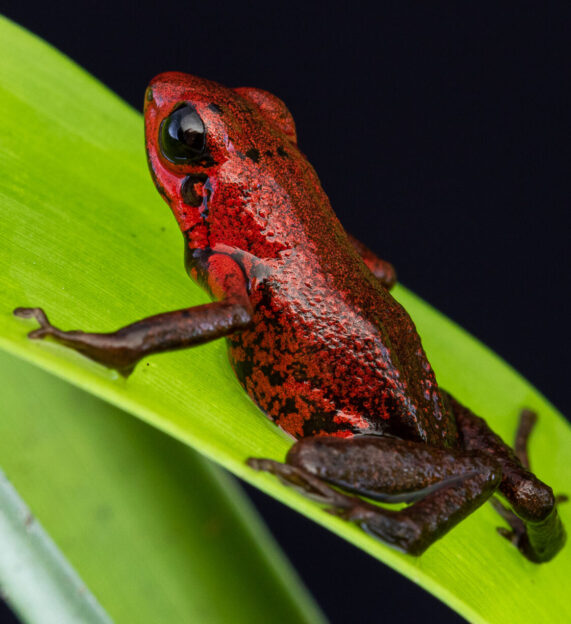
[248,459,390,527]
[491,497,527,546]
[247,458,354,508]
[14,305,143,376]
[491,494,567,562]
[14,307,56,339]
[247,457,407,545]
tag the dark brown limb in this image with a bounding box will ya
[514,408,537,469]
[490,497,527,547]
[347,233,397,290]
[446,391,566,562]
[249,435,501,556]
[14,300,252,376]
[246,459,355,506]
[15,252,253,376]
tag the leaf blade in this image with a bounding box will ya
[1,14,569,624]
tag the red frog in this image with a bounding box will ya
[15,72,565,561]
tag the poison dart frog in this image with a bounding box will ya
[15,72,566,561]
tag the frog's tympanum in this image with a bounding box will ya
[15,72,566,561]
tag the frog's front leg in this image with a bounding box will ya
[347,233,397,290]
[248,436,501,555]
[14,253,252,376]
[446,392,566,562]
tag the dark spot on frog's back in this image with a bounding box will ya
[245,148,260,163]
[277,146,288,158]
[208,103,223,115]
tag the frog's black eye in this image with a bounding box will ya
[159,104,206,164]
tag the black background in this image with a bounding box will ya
[2,2,569,623]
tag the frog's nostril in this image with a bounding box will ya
[181,173,208,208]
[145,87,154,103]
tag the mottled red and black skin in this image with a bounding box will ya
[144,73,448,444]
[14,73,565,561]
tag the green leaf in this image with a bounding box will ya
[0,14,569,624]
[0,350,323,624]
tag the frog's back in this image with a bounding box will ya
[147,76,456,446]
[227,225,457,447]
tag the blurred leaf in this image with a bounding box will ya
[1,463,111,624]
[0,352,323,624]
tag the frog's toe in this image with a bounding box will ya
[491,497,530,550]
[491,496,525,526]
[14,306,46,322]
[497,526,518,543]
[325,505,351,519]
[14,307,55,339]
[325,498,376,524]
[247,457,354,506]
[326,505,365,524]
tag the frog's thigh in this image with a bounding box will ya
[287,435,498,500]
[249,436,501,555]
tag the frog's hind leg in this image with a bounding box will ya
[513,408,537,468]
[248,436,501,556]
[513,410,567,506]
[446,391,566,562]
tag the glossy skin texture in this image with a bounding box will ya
[15,73,565,561]
[145,73,450,444]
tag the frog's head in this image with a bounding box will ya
[144,71,304,255]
